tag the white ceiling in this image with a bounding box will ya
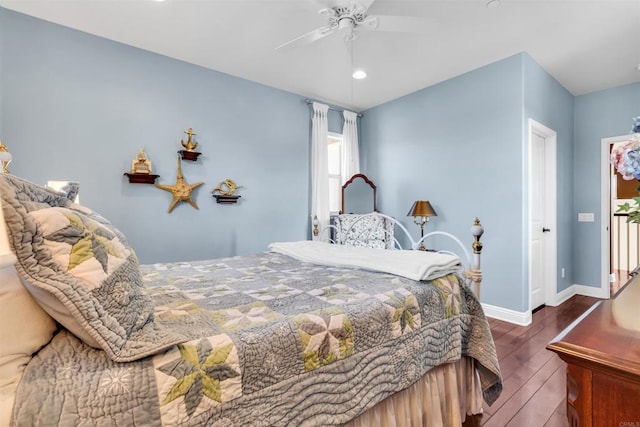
[1,0,639,111]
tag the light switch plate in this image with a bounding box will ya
[578,213,595,222]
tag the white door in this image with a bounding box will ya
[531,132,547,309]
[529,120,557,311]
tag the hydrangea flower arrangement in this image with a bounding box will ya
[610,117,640,223]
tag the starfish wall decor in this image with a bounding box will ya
[155,155,204,213]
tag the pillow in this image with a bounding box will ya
[46,181,80,203]
[0,265,57,389]
[334,214,395,249]
[0,174,183,362]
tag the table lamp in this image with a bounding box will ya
[407,200,437,250]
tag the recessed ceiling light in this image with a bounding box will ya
[486,0,501,8]
[352,70,367,80]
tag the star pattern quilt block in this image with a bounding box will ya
[29,207,131,289]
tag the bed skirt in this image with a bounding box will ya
[345,357,483,427]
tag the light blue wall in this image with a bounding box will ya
[573,82,640,287]
[3,6,639,311]
[362,51,628,310]
[523,55,575,293]
[0,8,4,133]
[0,8,313,263]
[361,54,526,310]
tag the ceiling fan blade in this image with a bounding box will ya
[276,25,336,51]
[363,15,434,33]
[311,0,340,8]
[318,7,337,17]
[357,0,377,12]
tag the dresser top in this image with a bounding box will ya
[547,276,640,379]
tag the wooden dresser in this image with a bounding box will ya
[547,277,640,427]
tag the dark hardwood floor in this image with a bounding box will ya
[464,294,600,427]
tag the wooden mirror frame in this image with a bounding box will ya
[341,173,377,214]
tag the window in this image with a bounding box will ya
[328,133,343,214]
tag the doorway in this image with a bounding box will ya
[602,135,637,298]
[528,119,557,311]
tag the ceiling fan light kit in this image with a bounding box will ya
[275,0,429,52]
[352,70,367,80]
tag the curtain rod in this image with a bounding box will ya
[304,99,363,118]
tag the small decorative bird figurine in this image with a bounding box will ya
[155,155,204,213]
[180,128,199,152]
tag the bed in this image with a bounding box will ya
[0,173,501,426]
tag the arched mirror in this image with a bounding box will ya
[341,174,377,214]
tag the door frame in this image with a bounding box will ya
[601,135,629,299]
[527,119,557,310]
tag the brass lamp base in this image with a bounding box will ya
[417,221,427,251]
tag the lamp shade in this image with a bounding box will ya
[407,200,437,217]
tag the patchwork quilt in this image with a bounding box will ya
[12,252,501,426]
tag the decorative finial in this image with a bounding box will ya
[471,217,484,254]
[313,215,319,237]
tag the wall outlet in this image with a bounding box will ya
[578,213,595,222]
[561,268,565,278]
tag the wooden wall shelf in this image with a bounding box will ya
[213,195,241,204]
[124,173,159,184]
[178,150,201,161]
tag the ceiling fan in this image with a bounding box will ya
[276,0,431,51]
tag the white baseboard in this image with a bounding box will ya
[481,284,607,326]
[549,285,575,306]
[481,303,532,326]
[550,283,609,306]
[573,284,609,299]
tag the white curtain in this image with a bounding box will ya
[341,110,360,182]
[311,102,330,241]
